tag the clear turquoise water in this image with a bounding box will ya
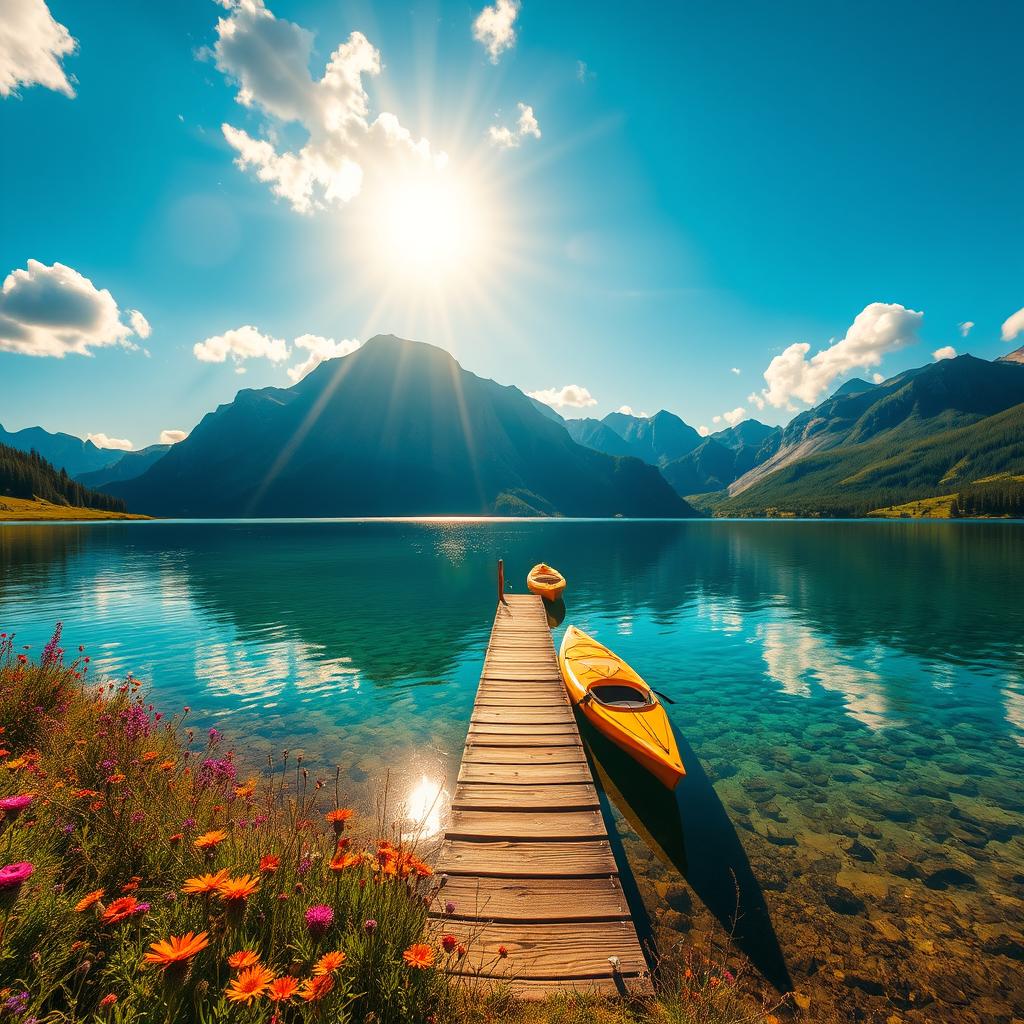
[1,520,1022,1019]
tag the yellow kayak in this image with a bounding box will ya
[527,563,566,601]
[558,626,684,790]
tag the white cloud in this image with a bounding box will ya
[87,432,132,451]
[160,429,188,445]
[473,0,519,63]
[712,415,721,424]
[0,260,148,358]
[194,324,290,365]
[755,302,923,409]
[286,334,361,382]
[872,373,885,384]
[617,405,634,416]
[721,406,747,427]
[958,321,974,338]
[212,0,443,215]
[488,102,540,149]
[698,425,710,437]
[730,367,740,375]
[576,60,595,83]
[1002,307,1024,343]
[932,346,957,361]
[127,309,151,339]
[0,0,77,98]
[528,384,597,410]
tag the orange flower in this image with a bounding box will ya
[225,965,273,1003]
[403,943,435,969]
[313,951,347,975]
[300,974,335,1002]
[74,788,100,799]
[217,874,260,902]
[168,833,183,845]
[227,949,261,970]
[74,888,104,912]
[159,760,176,772]
[497,945,508,958]
[141,751,159,762]
[101,897,144,925]
[193,829,227,850]
[121,881,139,893]
[99,993,117,1007]
[329,850,364,872]
[182,869,230,895]
[325,808,354,825]
[143,931,209,968]
[259,854,280,874]
[105,772,126,785]
[267,976,300,1002]
[234,778,257,798]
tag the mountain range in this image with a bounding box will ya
[9,338,1024,519]
[108,335,692,518]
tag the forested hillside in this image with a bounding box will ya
[0,444,127,513]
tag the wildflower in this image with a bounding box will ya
[144,931,209,970]
[74,789,99,799]
[234,778,256,798]
[168,833,183,845]
[313,951,347,975]
[268,976,299,1002]
[300,974,335,1002]
[497,945,508,958]
[159,761,176,772]
[457,943,467,958]
[259,854,280,874]
[225,965,273,1003]
[182,870,230,895]
[3,993,29,1015]
[0,861,34,891]
[121,880,140,893]
[403,943,435,969]
[101,896,146,924]
[325,808,354,835]
[217,874,260,902]
[0,794,33,817]
[329,850,363,872]
[99,994,117,1007]
[227,950,261,970]
[441,934,457,953]
[364,918,377,934]
[75,889,104,912]
[105,772,126,785]
[141,751,159,762]
[193,829,227,851]
[304,904,333,938]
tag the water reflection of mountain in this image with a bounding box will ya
[4,522,1023,674]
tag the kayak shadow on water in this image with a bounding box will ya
[581,721,792,994]
[544,597,566,628]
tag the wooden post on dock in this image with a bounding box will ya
[497,559,507,605]
[430,593,650,997]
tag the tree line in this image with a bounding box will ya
[0,444,127,512]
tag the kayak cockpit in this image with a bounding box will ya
[586,683,654,710]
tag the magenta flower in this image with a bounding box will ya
[304,904,334,937]
[0,795,33,816]
[0,862,34,890]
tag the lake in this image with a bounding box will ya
[1,519,1022,1021]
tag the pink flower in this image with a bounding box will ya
[0,862,34,890]
[304,904,334,937]
[0,795,33,816]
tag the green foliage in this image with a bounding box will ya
[0,443,127,513]
[957,476,1024,517]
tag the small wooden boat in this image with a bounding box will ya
[558,626,685,789]
[526,563,566,601]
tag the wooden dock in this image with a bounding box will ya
[431,593,651,998]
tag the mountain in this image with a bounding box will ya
[663,421,784,497]
[998,345,1024,365]
[111,335,694,518]
[710,419,780,451]
[719,355,1024,516]
[76,444,172,489]
[829,377,878,399]
[524,395,565,423]
[564,418,635,458]
[0,423,120,477]
[0,443,127,513]
[729,354,1024,496]
[600,410,702,466]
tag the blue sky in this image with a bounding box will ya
[1,0,1023,449]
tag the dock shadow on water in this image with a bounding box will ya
[582,720,793,993]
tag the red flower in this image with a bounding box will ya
[441,934,457,953]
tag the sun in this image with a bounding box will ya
[364,169,491,288]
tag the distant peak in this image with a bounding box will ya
[830,377,877,398]
[997,344,1024,365]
